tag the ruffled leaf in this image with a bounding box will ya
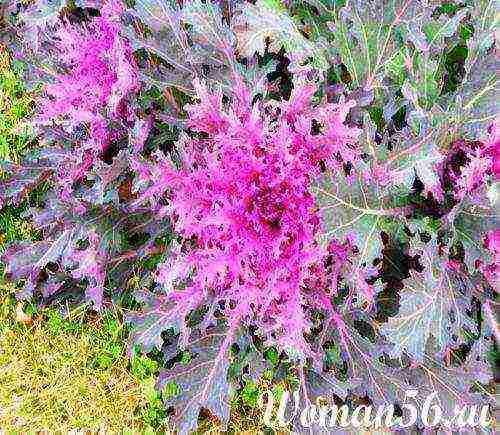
[315,172,407,270]
[157,329,232,434]
[0,161,52,208]
[446,185,498,271]
[234,0,327,69]
[380,241,477,360]
[128,0,235,94]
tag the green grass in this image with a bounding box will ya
[0,48,34,163]
[0,295,173,432]
[0,292,276,432]
[0,204,34,249]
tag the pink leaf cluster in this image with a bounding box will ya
[134,79,360,358]
[440,137,496,201]
[485,119,500,180]
[38,0,138,196]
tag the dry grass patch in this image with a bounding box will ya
[0,295,155,432]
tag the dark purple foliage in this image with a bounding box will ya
[0,0,497,433]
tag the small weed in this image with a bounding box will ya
[130,351,159,380]
[241,380,260,408]
[130,350,169,430]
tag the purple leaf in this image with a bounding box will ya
[157,330,232,434]
[446,187,498,272]
[128,0,235,94]
[129,116,153,154]
[18,0,69,50]
[126,289,197,353]
[405,347,495,429]
[324,311,410,406]
[2,229,74,299]
[0,161,52,209]
[380,241,477,361]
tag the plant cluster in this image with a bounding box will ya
[0,0,497,433]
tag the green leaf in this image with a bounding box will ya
[409,55,441,109]
[359,112,445,199]
[233,0,328,69]
[422,7,469,50]
[384,47,409,86]
[330,0,428,89]
[315,172,404,268]
[241,380,260,407]
[452,0,498,136]
[388,136,444,196]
